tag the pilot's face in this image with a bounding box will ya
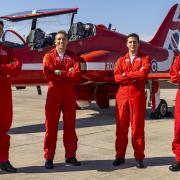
[126,36,139,54]
[55,33,68,52]
[0,24,4,38]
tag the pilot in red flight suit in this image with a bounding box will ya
[43,30,81,169]
[0,21,22,173]
[113,33,150,168]
[169,55,180,171]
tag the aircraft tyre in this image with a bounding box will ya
[150,99,173,119]
[94,85,110,109]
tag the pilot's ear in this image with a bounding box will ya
[126,41,128,47]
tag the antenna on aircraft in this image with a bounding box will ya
[32,10,37,14]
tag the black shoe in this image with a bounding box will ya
[112,158,125,166]
[136,160,146,168]
[65,157,81,166]
[45,159,54,169]
[169,162,180,171]
[0,161,17,173]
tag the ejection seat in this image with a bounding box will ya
[68,22,96,41]
[26,28,45,50]
[43,32,57,47]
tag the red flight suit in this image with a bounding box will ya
[170,55,180,162]
[114,52,150,160]
[0,43,22,162]
[43,48,81,160]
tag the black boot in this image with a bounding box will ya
[0,161,17,173]
[136,160,146,168]
[45,159,54,169]
[112,158,125,166]
[169,162,180,171]
[65,157,81,166]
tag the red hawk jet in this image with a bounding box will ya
[0,4,179,118]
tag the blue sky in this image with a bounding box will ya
[0,0,179,41]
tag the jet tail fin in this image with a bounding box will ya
[150,4,180,52]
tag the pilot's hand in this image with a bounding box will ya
[54,69,61,75]
[69,67,74,72]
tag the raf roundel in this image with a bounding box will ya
[151,60,158,73]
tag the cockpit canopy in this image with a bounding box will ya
[0,8,96,50]
[0,8,78,49]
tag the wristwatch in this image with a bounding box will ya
[54,69,61,75]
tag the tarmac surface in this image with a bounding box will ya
[0,83,180,179]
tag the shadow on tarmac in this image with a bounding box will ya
[0,157,174,174]
[9,105,174,135]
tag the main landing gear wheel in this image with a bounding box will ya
[150,99,173,119]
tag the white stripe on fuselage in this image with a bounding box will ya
[22,62,107,71]
[22,63,43,70]
[80,62,106,70]
[22,54,173,72]
[87,62,105,70]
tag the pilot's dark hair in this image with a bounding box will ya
[0,20,4,28]
[127,33,140,42]
[56,30,68,39]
